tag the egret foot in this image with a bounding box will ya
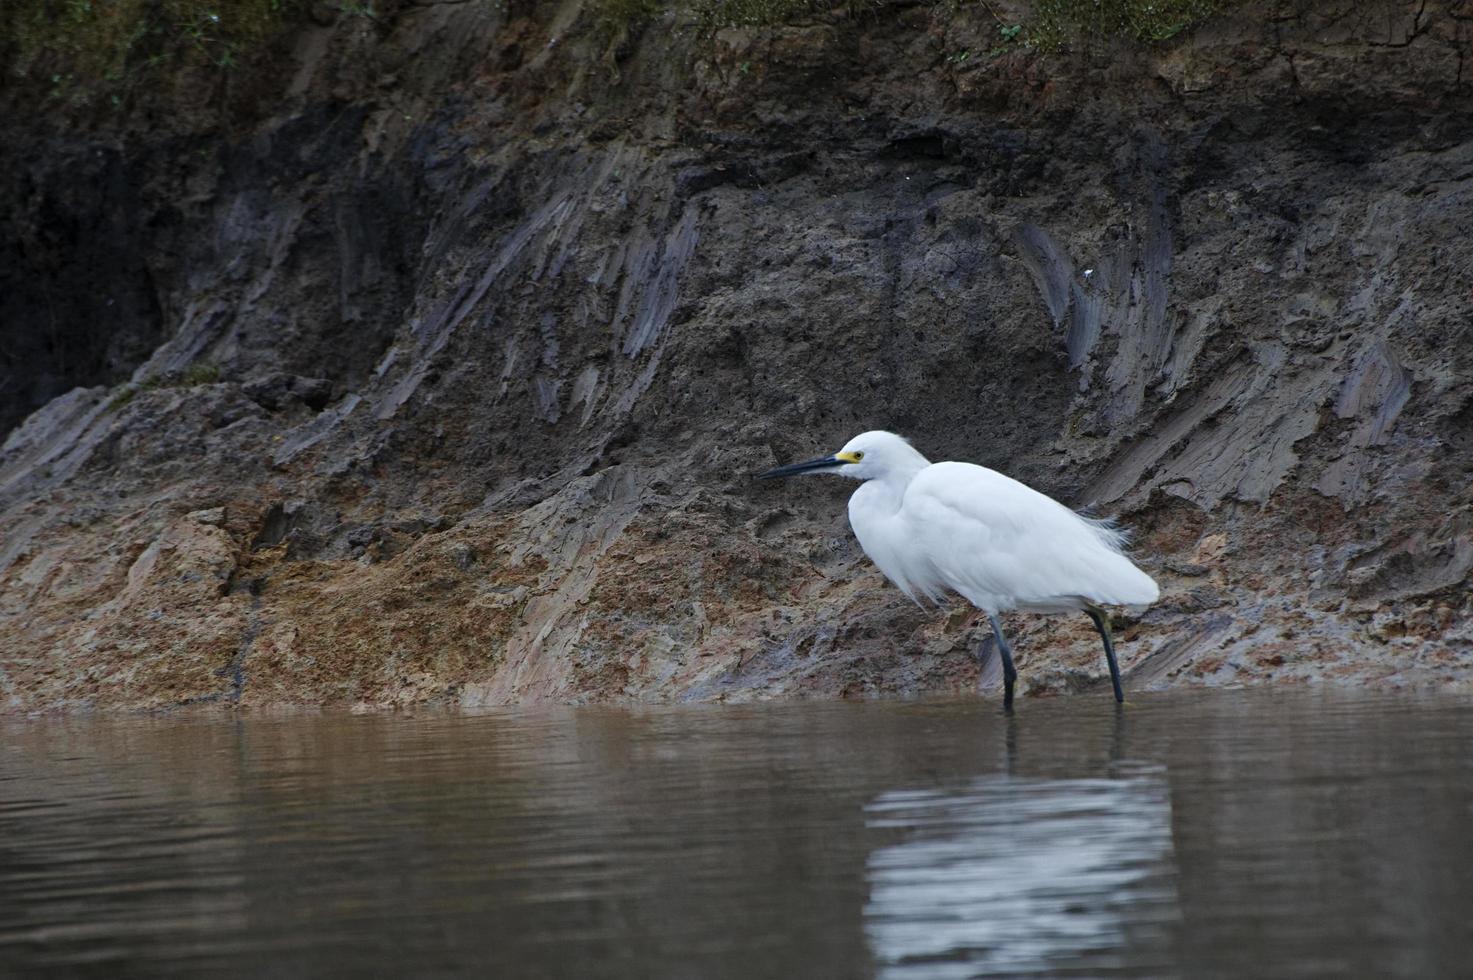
[986,613,1017,710]
[1085,606,1124,703]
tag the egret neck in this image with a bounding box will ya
[846,441,929,514]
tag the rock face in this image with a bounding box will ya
[2,0,1471,710]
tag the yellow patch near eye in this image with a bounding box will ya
[836,451,863,463]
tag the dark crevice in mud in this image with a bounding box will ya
[227,596,262,703]
[251,503,299,551]
[0,144,171,436]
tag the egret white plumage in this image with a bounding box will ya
[758,431,1159,707]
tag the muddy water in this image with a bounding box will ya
[3,690,1471,977]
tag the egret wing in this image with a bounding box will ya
[901,462,1157,610]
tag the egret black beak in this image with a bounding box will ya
[757,456,845,479]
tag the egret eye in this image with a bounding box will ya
[853,451,864,460]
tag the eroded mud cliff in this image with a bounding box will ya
[2,0,1471,710]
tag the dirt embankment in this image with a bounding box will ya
[2,0,1471,710]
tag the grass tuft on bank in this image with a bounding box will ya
[3,0,304,104]
[5,0,1243,103]
[592,0,1239,43]
[1027,0,1235,47]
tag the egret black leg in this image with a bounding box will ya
[1086,606,1124,703]
[987,613,1017,710]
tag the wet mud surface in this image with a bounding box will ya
[2,0,1471,709]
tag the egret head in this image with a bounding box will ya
[757,431,929,482]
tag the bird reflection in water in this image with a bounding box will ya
[862,718,1179,977]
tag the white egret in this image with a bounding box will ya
[758,431,1159,707]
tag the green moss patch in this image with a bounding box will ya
[4,0,303,103]
[589,0,1239,44]
[1026,0,1239,47]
